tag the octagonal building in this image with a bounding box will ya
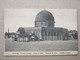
[17,10,68,41]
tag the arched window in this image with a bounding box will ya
[51,32,53,36]
[54,32,56,36]
[48,32,50,36]
[48,22,51,26]
[45,32,47,36]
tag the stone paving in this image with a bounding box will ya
[5,38,78,51]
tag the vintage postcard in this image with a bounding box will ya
[4,8,78,56]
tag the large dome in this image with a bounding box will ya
[35,10,54,22]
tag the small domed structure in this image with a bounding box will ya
[35,10,55,27]
[17,27,25,34]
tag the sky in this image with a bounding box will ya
[4,8,77,32]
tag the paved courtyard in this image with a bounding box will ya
[5,38,78,51]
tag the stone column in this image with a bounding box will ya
[54,32,56,40]
[60,33,62,40]
[57,32,58,40]
[49,31,51,40]
[56,32,57,40]
[53,32,54,40]
[43,32,44,40]
[46,32,47,40]
[47,32,48,40]
[50,32,52,40]
[51,32,52,40]
[52,32,53,40]
[39,31,41,39]
[48,32,49,40]
[58,33,60,40]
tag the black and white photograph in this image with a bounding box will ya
[4,8,78,55]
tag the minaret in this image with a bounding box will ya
[8,28,9,33]
[8,28,10,38]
